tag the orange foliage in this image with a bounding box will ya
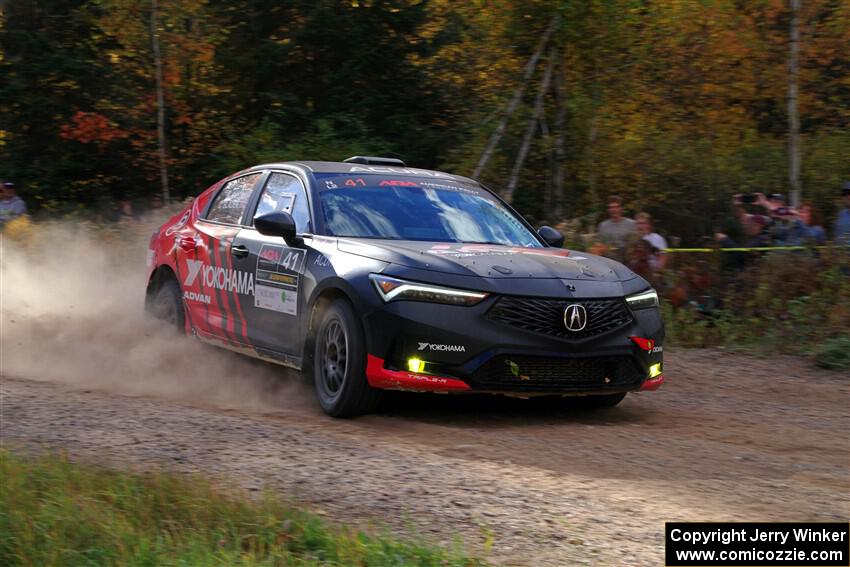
[59,111,129,144]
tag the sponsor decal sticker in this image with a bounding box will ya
[255,284,297,315]
[183,290,211,304]
[426,244,570,258]
[267,273,297,285]
[254,244,305,315]
[184,259,204,286]
[259,246,283,267]
[165,210,190,236]
[417,181,478,194]
[347,166,456,179]
[417,342,466,353]
[183,259,254,295]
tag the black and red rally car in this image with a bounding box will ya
[145,156,664,417]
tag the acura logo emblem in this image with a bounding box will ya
[564,304,588,332]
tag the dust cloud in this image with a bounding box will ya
[0,218,310,413]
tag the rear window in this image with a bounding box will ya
[206,173,261,224]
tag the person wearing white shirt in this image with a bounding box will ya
[635,212,668,271]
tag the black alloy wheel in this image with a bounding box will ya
[313,300,381,417]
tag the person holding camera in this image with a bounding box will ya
[732,192,773,247]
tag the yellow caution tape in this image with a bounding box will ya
[663,245,835,253]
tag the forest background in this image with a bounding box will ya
[2,0,849,245]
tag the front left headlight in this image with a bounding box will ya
[626,288,659,310]
[370,274,489,306]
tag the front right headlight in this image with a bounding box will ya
[626,288,659,310]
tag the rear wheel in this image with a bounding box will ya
[149,278,185,333]
[313,300,381,417]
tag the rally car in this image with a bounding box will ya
[145,156,664,417]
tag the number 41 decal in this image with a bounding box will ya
[280,250,303,272]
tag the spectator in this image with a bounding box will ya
[626,239,662,289]
[714,231,743,272]
[743,214,771,248]
[732,192,775,246]
[797,202,827,245]
[597,195,636,260]
[115,199,137,223]
[635,212,668,270]
[834,182,850,244]
[757,193,809,245]
[0,181,27,228]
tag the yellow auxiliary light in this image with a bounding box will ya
[407,358,426,373]
[649,363,662,379]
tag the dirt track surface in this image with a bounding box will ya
[2,349,848,566]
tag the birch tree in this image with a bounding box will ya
[787,0,801,208]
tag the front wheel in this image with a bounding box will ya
[313,300,381,417]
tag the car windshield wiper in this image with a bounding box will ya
[458,240,510,246]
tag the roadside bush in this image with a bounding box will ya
[814,336,850,370]
[663,248,850,359]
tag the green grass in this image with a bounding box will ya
[814,336,850,370]
[0,451,484,567]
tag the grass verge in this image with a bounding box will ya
[0,450,484,567]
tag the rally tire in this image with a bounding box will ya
[313,300,381,417]
[150,278,185,333]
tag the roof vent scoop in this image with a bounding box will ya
[343,156,406,167]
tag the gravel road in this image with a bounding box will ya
[2,349,848,566]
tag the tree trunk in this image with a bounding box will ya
[504,49,556,204]
[788,0,801,208]
[151,0,170,204]
[585,88,600,209]
[552,54,567,219]
[472,15,559,179]
[541,114,552,216]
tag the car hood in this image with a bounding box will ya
[336,239,636,282]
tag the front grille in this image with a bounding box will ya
[488,296,633,340]
[471,355,643,392]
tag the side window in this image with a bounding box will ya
[254,172,312,233]
[205,173,261,224]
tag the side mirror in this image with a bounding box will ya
[255,211,297,242]
[538,226,565,248]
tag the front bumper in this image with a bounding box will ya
[362,293,665,395]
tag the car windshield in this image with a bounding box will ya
[315,173,542,247]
